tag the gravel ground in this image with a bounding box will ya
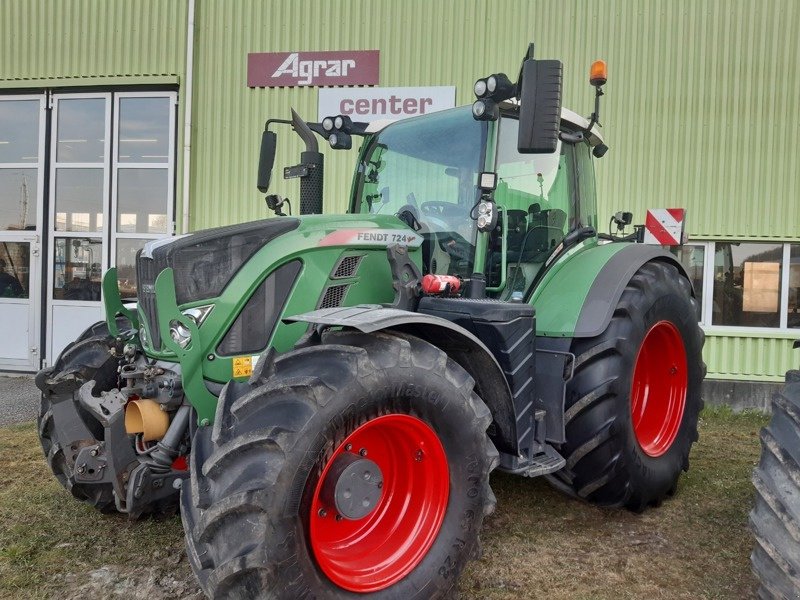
[0,374,38,426]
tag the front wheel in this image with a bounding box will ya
[181,330,498,599]
[548,260,705,510]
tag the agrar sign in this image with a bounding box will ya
[247,50,380,87]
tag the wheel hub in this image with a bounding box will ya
[631,320,688,457]
[320,453,384,520]
[308,413,449,593]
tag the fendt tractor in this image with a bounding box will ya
[36,45,705,598]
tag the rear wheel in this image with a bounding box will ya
[549,260,705,510]
[750,370,800,599]
[181,330,498,599]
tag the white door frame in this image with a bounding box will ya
[0,94,46,371]
[45,92,111,366]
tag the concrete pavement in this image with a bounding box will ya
[0,374,38,426]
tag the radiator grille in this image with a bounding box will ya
[136,254,164,349]
[319,284,349,309]
[332,255,363,279]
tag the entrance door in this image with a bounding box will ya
[46,92,176,365]
[0,95,45,370]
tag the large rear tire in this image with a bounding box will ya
[36,321,121,511]
[750,370,800,599]
[548,260,705,510]
[181,330,498,599]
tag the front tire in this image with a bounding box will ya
[750,370,800,599]
[181,330,498,599]
[549,260,705,510]
[36,321,120,511]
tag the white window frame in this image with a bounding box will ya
[683,240,800,335]
[110,91,177,272]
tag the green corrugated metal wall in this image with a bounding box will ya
[0,0,186,83]
[189,0,800,243]
[1,0,799,381]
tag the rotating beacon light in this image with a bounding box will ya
[472,72,515,121]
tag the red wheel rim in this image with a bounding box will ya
[309,414,449,593]
[630,320,688,457]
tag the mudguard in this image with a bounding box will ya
[532,242,692,338]
[285,304,520,455]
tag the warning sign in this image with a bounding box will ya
[232,356,253,378]
[643,208,687,246]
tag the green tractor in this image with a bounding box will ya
[36,45,704,598]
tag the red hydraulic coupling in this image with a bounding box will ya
[421,274,461,295]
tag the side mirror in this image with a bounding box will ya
[517,59,562,154]
[257,130,277,193]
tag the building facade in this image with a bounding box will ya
[0,0,798,398]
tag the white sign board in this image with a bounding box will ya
[318,86,456,123]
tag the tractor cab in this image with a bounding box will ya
[350,104,605,300]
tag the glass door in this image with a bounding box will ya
[46,91,176,365]
[47,94,111,364]
[0,95,45,370]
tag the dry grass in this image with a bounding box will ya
[0,408,767,599]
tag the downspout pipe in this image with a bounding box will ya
[181,0,196,233]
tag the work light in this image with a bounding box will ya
[474,78,488,98]
[328,132,352,150]
[322,117,334,132]
[472,98,499,121]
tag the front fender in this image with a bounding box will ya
[285,305,520,455]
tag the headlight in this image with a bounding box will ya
[169,320,192,349]
[474,78,487,97]
[183,304,213,326]
[322,117,334,131]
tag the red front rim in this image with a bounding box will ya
[309,414,449,593]
[630,320,688,457]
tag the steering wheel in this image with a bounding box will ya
[420,201,461,218]
[396,204,424,231]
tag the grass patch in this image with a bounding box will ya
[0,410,768,599]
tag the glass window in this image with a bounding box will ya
[116,238,150,299]
[0,100,40,163]
[0,169,37,231]
[355,106,487,278]
[713,242,783,327]
[575,142,597,230]
[671,245,705,320]
[0,241,30,298]
[116,169,168,233]
[53,237,102,301]
[56,99,106,163]
[788,245,800,329]
[55,169,104,232]
[118,97,171,163]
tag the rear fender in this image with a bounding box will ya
[285,305,519,455]
[532,242,692,338]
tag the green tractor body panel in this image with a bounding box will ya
[104,214,422,423]
[529,239,628,337]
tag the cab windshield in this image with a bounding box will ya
[354,107,488,278]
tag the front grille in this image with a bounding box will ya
[136,255,164,349]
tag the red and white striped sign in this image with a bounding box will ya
[643,208,686,246]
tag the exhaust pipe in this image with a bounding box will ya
[291,108,324,215]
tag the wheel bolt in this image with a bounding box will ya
[359,448,367,457]
[318,508,327,518]
[415,449,424,462]
[335,514,343,522]
[345,444,352,451]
